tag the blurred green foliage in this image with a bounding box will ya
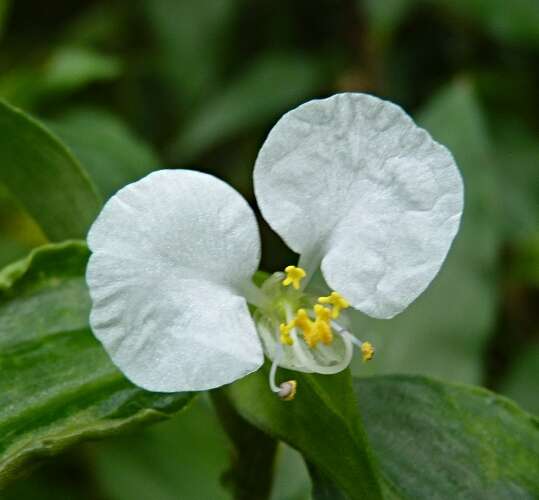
[0,0,537,498]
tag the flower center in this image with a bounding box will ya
[255,266,375,401]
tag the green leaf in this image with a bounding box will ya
[168,52,326,162]
[211,390,278,500]
[499,344,539,415]
[94,400,318,500]
[270,445,311,500]
[349,79,500,384]
[363,0,539,47]
[490,119,539,241]
[61,4,124,47]
[0,242,192,486]
[0,450,97,500]
[444,0,539,47]
[143,0,238,108]
[48,108,159,199]
[509,233,539,286]
[357,375,539,498]
[227,367,383,500]
[0,100,101,241]
[0,185,46,268]
[41,45,121,95]
[306,462,348,500]
[90,397,232,500]
[0,46,121,110]
[362,0,414,44]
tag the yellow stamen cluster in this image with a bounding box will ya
[297,306,334,347]
[278,266,372,359]
[282,266,306,290]
[318,291,350,319]
[279,305,334,348]
[361,342,375,362]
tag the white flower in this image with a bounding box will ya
[86,93,463,398]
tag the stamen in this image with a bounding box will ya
[268,348,282,393]
[284,304,316,369]
[290,305,334,348]
[333,323,375,363]
[282,265,306,290]
[268,343,297,401]
[313,305,333,345]
[294,308,317,347]
[361,342,375,362]
[279,322,294,345]
[271,305,354,374]
[318,291,350,319]
[278,380,297,401]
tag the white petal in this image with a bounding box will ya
[254,93,463,319]
[87,169,263,391]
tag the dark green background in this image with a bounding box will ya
[0,0,537,498]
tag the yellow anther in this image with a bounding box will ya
[294,309,312,331]
[318,291,350,319]
[314,304,332,322]
[282,266,306,290]
[294,308,318,347]
[280,333,293,345]
[279,322,294,345]
[316,316,333,345]
[280,321,294,335]
[361,342,375,362]
[313,304,333,344]
[292,306,334,348]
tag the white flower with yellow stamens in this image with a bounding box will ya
[86,93,463,400]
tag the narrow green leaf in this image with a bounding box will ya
[227,367,383,500]
[49,108,159,199]
[357,375,539,499]
[0,242,192,486]
[270,445,311,500]
[211,390,277,500]
[168,52,326,162]
[41,46,121,95]
[306,462,348,500]
[143,0,238,107]
[362,0,413,44]
[490,119,539,241]
[0,46,121,110]
[0,100,102,241]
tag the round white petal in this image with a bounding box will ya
[87,169,263,391]
[254,93,463,319]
